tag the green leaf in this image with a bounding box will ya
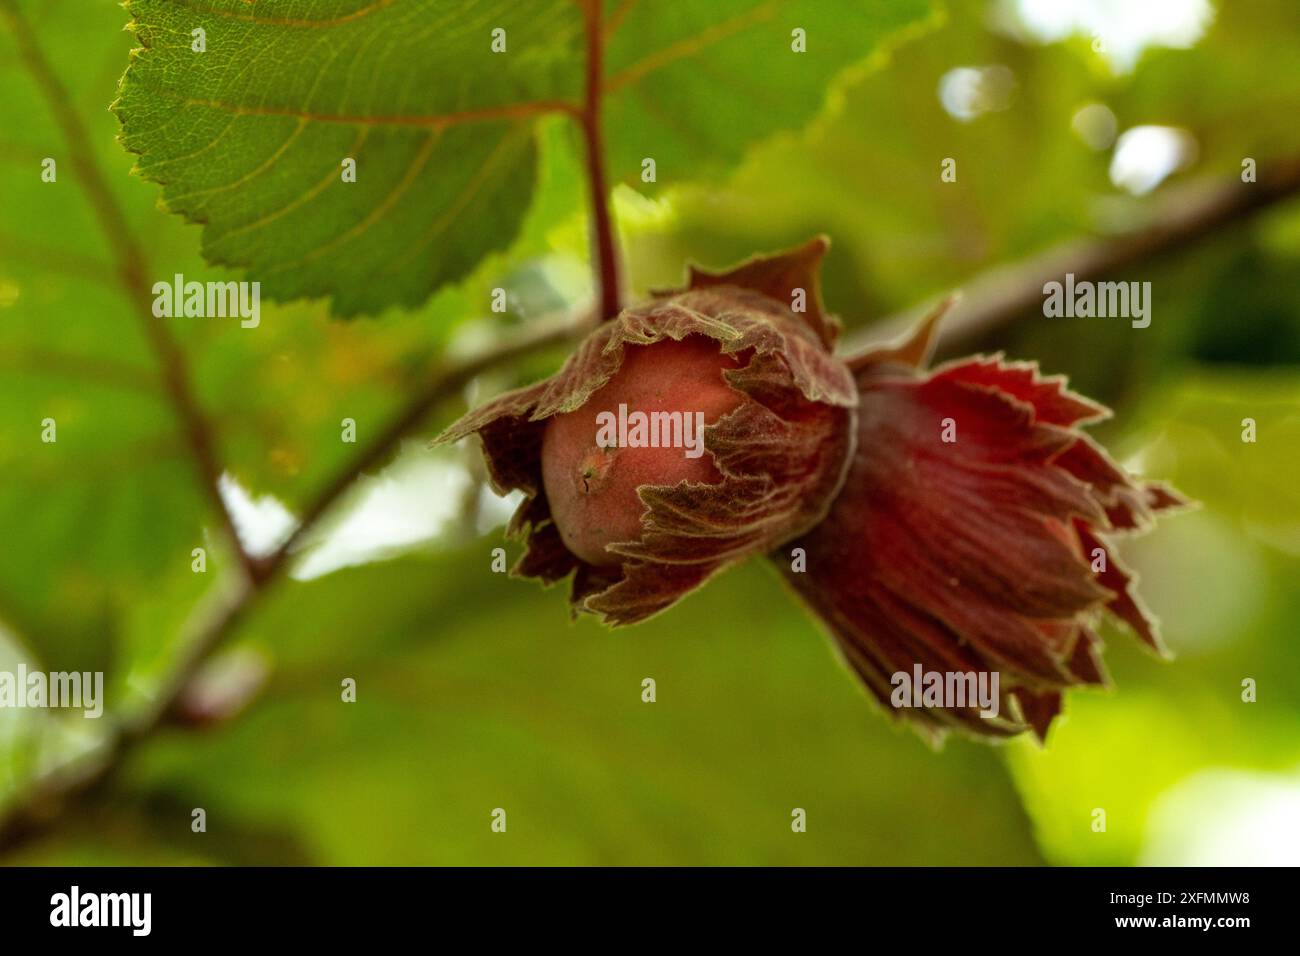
[115,0,582,316]
[204,115,588,509]
[0,0,211,671]
[0,0,585,674]
[601,0,939,185]
[1006,690,1300,865]
[115,0,937,317]
[1127,368,1300,542]
[51,549,1040,865]
[1007,369,1300,865]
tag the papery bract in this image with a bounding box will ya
[437,238,857,625]
[777,314,1187,741]
[437,238,1187,742]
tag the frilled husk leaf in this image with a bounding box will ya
[437,238,858,625]
[776,317,1188,744]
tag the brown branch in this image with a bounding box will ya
[1,0,258,580]
[7,0,1298,856]
[0,309,590,851]
[842,158,1300,360]
[6,158,1300,852]
[267,309,592,570]
[0,0,595,852]
[579,0,623,320]
[0,570,255,850]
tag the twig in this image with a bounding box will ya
[0,310,589,850]
[0,0,595,850]
[579,0,623,320]
[269,310,592,572]
[10,154,1297,845]
[1,0,258,581]
[842,158,1300,359]
[6,0,1299,856]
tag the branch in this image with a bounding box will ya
[1,0,257,580]
[167,309,590,720]
[270,309,592,571]
[1,0,595,851]
[6,155,1300,849]
[579,0,623,320]
[842,158,1300,359]
[0,309,591,851]
[7,1,1298,852]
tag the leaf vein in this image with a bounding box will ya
[262,126,443,274]
[605,0,783,93]
[216,125,370,241]
[384,121,530,273]
[162,117,308,207]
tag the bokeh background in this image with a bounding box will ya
[2,0,1299,864]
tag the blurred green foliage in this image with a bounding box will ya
[2,0,1299,865]
[8,555,1043,865]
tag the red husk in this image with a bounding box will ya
[436,238,857,624]
[439,239,1188,744]
[777,313,1188,743]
